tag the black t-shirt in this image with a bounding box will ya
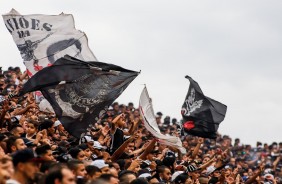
[110,127,124,154]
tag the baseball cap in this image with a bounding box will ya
[264,174,274,180]
[79,135,94,144]
[12,149,44,166]
[140,160,151,169]
[54,120,61,127]
[171,171,184,182]
[186,164,198,172]
[139,173,151,178]
[91,159,109,169]
[93,141,107,150]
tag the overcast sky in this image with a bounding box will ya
[1,0,282,146]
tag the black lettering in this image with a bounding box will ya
[6,19,14,32]
[4,23,12,34]
[43,23,52,31]
[17,30,30,38]
[31,19,40,30]
[12,18,20,30]
[19,17,29,29]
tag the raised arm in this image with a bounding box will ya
[139,139,157,160]
[0,101,9,128]
[245,165,264,184]
[191,137,204,159]
[111,136,135,162]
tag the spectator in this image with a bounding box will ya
[7,149,41,184]
[45,167,76,184]
[67,160,87,180]
[35,144,55,161]
[85,165,102,181]
[99,173,119,184]
[6,136,27,153]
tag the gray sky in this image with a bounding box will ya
[1,0,282,146]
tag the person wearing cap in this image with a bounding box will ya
[80,135,104,160]
[54,120,68,137]
[80,135,94,148]
[91,159,110,174]
[7,149,42,184]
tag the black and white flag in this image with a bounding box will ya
[2,9,96,77]
[20,55,139,138]
[181,76,227,139]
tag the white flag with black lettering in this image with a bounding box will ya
[2,9,96,76]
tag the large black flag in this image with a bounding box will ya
[181,76,227,139]
[20,55,139,138]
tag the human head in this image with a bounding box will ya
[35,144,55,161]
[157,166,172,182]
[0,156,14,179]
[38,119,55,135]
[45,167,76,184]
[173,173,189,184]
[86,165,102,180]
[6,136,27,153]
[99,173,119,184]
[67,159,87,178]
[125,142,135,153]
[68,148,86,161]
[26,119,39,136]
[119,170,137,184]
[91,159,110,174]
[10,124,24,137]
[78,143,92,159]
[12,149,41,181]
[79,135,94,149]
[130,178,149,184]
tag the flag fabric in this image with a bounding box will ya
[139,87,186,153]
[2,9,96,76]
[181,76,227,139]
[20,55,139,138]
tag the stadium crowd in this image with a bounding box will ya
[0,66,282,184]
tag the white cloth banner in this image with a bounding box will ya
[139,87,186,153]
[2,9,97,76]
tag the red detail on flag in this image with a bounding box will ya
[34,64,43,71]
[47,63,53,67]
[183,121,195,130]
[35,91,42,96]
[26,69,32,77]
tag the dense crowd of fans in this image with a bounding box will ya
[0,66,282,184]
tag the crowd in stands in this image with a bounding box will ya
[0,66,282,184]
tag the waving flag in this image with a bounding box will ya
[2,9,96,76]
[181,76,227,139]
[139,87,186,153]
[20,55,139,138]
